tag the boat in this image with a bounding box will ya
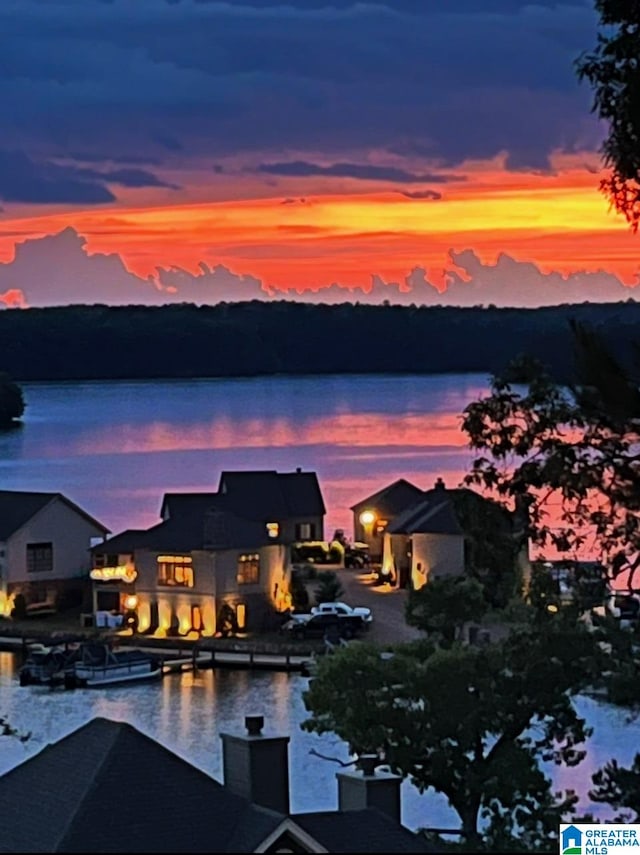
[62,642,163,689]
[19,643,79,687]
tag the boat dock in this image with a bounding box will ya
[1,635,316,675]
[154,648,314,674]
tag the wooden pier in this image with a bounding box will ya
[0,634,316,676]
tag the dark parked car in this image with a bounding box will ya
[281,612,365,640]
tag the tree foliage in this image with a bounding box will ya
[314,570,344,604]
[406,576,487,643]
[303,624,603,850]
[576,3,640,229]
[0,371,25,426]
[461,322,640,589]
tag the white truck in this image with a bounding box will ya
[310,601,373,624]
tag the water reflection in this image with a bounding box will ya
[0,374,488,534]
[0,653,638,831]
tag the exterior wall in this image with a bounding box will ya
[217,544,289,632]
[353,515,389,562]
[128,544,289,637]
[279,516,324,543]
[133,549,217,636]
[410,533,465,590]
[380,533,410,587]
[4,498,107,610]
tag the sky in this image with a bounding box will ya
[0,0,637,309]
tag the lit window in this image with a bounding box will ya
[236,603,246,629]
[157,555,194,588]
[237,553,260,585]
[266,522,280,538]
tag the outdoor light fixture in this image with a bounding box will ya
[359,510,376,526]
[124,594,138,610]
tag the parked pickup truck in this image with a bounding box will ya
[310,601,373,625]
[281,612,366,640]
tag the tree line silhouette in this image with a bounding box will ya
[1,299,638,381]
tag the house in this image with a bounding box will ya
[350,478,423,562]
[0,714,435,853]
[0,490,109,618]
[90,468,326,636]
[380,478,521,597]
[162,468,326,542]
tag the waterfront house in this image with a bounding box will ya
[380,478,522,596]
[90,468,326,636]
[162,468,326,542]
[350,478,423,562]
[0,715,434,853]
[0,490,109,618]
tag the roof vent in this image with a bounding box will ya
[245,715,264,736]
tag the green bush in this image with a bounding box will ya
[314,570,344,604]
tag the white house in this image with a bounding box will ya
[0,490,109,617]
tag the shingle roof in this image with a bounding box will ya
[91,508,271,554]
[219,469,326,519]
[350,479,423,515]
[293,809,434,852]
[387,495,463,536]
[0,718,283,854]
[0,490,109,541]
[387,486,512,537]
[89,529,149,554]
[160,492,219,521]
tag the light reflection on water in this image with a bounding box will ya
[0,374,488,536]
[1,651,639,831]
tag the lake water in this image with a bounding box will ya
[0,373,488,537]
[1,651,640,832]
[1,373,638,830]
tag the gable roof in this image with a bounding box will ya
[350,479,423,516]
[0,717,283,854]
[387,485,513,537]
[219,469,326,519]
[0,491,109,541]
[160,492,219,521]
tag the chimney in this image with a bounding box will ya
[220,715,290,814]
[336,756,402,824]
[434,477,446,491]
[295,467,302,473]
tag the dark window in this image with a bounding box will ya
[26,543,53,573]
[237,553,260,585]
[295,522,315,541]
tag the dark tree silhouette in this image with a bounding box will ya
[0,372,25,426]
[576,3,640,229]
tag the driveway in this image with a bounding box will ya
[307,566,424,646]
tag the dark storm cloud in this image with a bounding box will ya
[0,0,599,174]
[0,151,116,204]
[257,162,462,183]
[0,151,177,204]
